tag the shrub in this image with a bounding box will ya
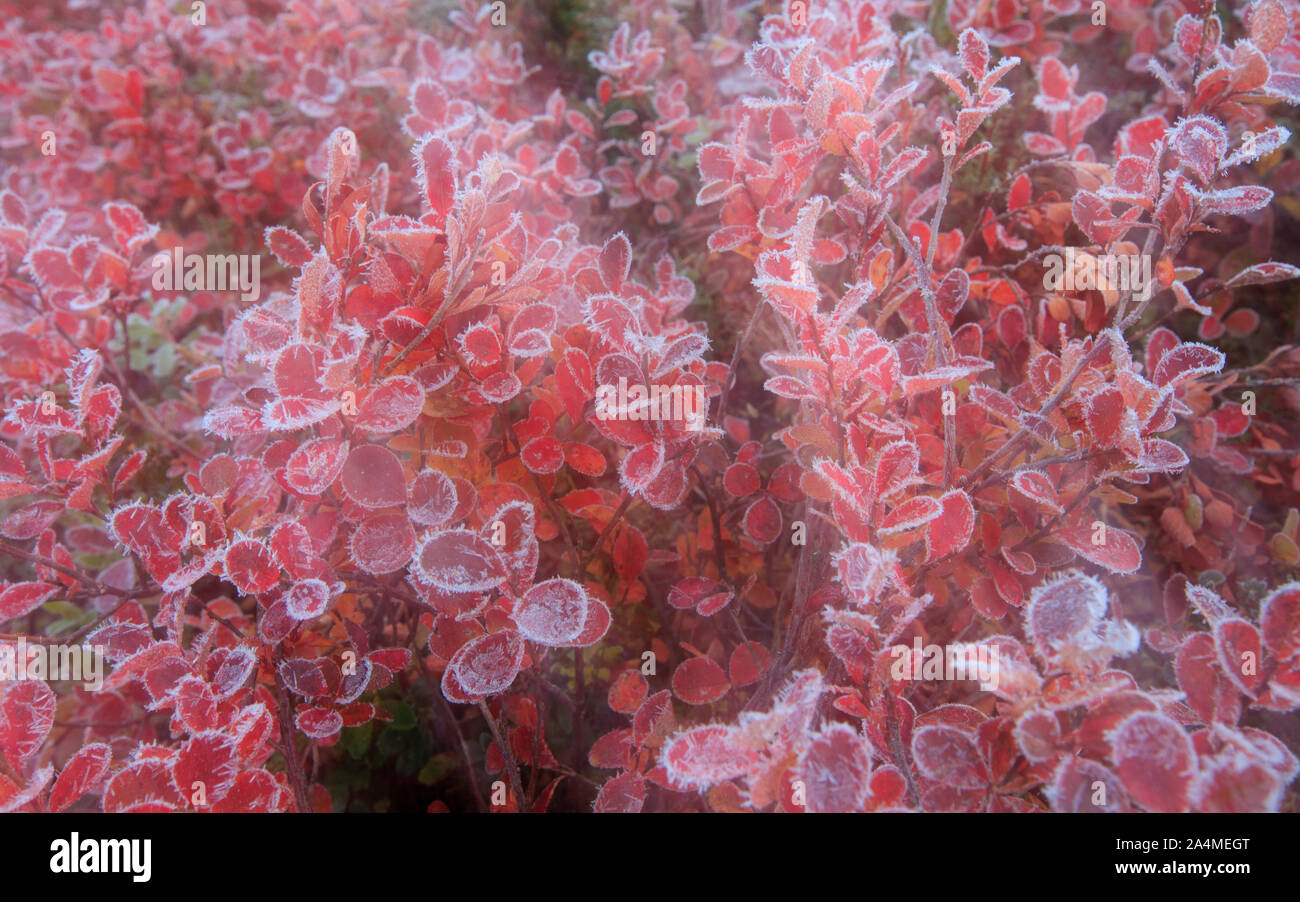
[1,0,1298,813]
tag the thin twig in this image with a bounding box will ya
[478,699,524,811]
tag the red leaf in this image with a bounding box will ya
[764,375,820,401]
[1009,471,1062,513]
[1112,711,1195,812]
[341,444,407,509]
[632,690,676,749]
[408,469,459,527]
[414,529,506,594]
[103,202,156,254]
[1057,521,1142,574]
[414,136,456,218]
[621,443,664,493]
[925,490,974,561]
[2,500,64,540]
[879,495,942,535]
[728,642,770,687]
[0,581,60,621]
[284,578,333,621]
[723,463,761,498]
[958,28,989,80]
[212,769,285,813]
[444,630,524,700]
[1083,385,1126,448]
[0,681,55,767]
[355,377,425,434]
[265,226,313,268]
[350,512,415,576]
[1259,583,1300,661]
[295,707,344,741]
[1193,757,1283,812]
[801,723,872,812]
[284,438,349,495]
[672,657,730,705]
[1026,570,1106,658]
[613,526,648,581]
[563,442,606,476]
[911,724,989,789]
[598,232,632,292]
[515,578,589,645]
[172,675,219,732]
[873,441,919,499]
[594,771,647,812]
[607,670,649,714]
[1176,633,1239,725]
[172,731,238,802]
[588,728,634,770]
[1047,757,1130,812]
[660,723,755,788]
[556,348,594,424]
[103,759,184,812]
[49,743,112,812]
[223,539,280,595]
[1214,618,1265,696]
[742,495,782,544]
[668,577,733,614]
[522,436,565,475]
[1153,342,1225,387]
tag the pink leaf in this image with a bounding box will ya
[284,438,349,496]
[408,469,459,527]
[350,512,415,575]
[355,377,425,435]
[660,724,756,789]
[340,445,407,510]
[958,28,990,80]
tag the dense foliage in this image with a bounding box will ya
[1,0,1299,813]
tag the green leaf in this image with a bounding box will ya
[397,735,431,776]
[343,722,373,758]
[418,754,457,786]
[379,700,416,731]
[41,600,86,620]
[153,343,176,379]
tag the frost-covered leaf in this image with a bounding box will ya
[414,529,506,593]
[515,578,589,645]
[1112,711,1195,812]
